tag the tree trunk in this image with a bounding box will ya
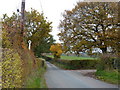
[101,47,107,53]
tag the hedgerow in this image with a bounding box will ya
[2,49,23,88]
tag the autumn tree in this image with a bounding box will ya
[2,13,21,49]
[50,43,63,59]
[58,2,119,55]
[2,9,53,53]
[25,9,52,51]
[1,9,53,88]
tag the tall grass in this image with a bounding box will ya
[95,70,119,84]
[24,67,47,88]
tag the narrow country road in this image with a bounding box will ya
[45,61,118,89]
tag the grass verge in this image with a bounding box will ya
[95,70,119,84]
[24,67,47,88]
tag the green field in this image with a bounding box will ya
[46,55,96,60]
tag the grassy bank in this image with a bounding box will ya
[95,70,119,84]
[46,55,96,60]
[24,67,47,88]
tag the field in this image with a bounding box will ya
[46,55,96,60]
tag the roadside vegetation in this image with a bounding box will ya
[46,55,96,60]
[95,54,119,84]
[2,8,53,88]
[24,58,47,88]
[50,43,63,59]
[1,1,120,88]
[48,2,119,85]
[46,54,119,84]
[45,56,97,70]
[95,70,119,84]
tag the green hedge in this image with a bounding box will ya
[41,56,53,62]
[60,59,97,69]
[2,49,23,88]
[43,56,98,69]
[49,58,98,70]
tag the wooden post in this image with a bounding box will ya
[21,0,25,42]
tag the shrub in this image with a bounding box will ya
[65,60,97,69]
[2,49,46,88]
[49,58,98,70]
[97,54,116,71]
[36,58,46,68]
[113,57,120,70]
[50,43,62,59]
[2,49,23,88]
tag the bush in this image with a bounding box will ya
[97,54,117,71]
[2,48,41,88]
[114,57,120,70]
[36,58,46,68]
[2,49,23,88]
[49,58,98,70]
[42,56,52,61]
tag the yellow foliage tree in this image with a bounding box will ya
[50,43,62,59]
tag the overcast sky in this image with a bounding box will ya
[0,0,81,42]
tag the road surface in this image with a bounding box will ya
[45,61,118,89]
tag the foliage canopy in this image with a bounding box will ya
[50,43,63,59]
[58,2,119,55]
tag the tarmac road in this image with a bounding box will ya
[45,61,119,89]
